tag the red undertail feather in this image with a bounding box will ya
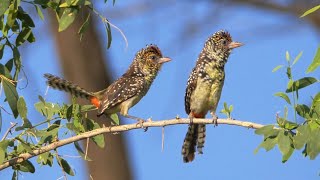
[90,97,101,108]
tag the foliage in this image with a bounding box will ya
[255,50,320,162]
[0,0,319,178]
[0,0,117,178]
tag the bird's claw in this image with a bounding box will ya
[189,116,194,125]
[136,119,148,132]
[211,113,218,127]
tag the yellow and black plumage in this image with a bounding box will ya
[44,45,171,122]
[182,30,243,163]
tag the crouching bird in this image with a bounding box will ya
[44,45,171,125]
[182,30,242,163]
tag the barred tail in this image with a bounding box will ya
[196,124,206,154]
[181,124,206,163]
[44,73,94,99]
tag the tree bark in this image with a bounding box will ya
[48,9,132,180]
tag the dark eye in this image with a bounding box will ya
[151,56,156,60]
[222,40,227,45]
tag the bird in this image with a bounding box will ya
[181,30,242,163]
[44,45,171,125]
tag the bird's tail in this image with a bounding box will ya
[181,124,206,163]
[44,73,95,100]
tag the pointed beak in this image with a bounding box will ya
[228,42,243,49]
[157,57,171,64]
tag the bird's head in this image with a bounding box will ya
[204,30,242,63]
[133,44,171,77]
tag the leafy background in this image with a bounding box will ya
[0,0,320,180]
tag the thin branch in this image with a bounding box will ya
[1,122,18,141]
[0,118,267,170]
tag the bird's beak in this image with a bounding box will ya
[228,42,243,49]
[157,57,171,64]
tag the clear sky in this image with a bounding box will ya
[0,1,320,180]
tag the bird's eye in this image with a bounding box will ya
[222,40,227,46]
[151,56,156,60]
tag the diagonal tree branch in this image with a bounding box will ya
[0,118,268,171]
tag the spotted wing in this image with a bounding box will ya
[98,75,145,114]
[184,68,198,115]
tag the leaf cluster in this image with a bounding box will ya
[255,49,320,162]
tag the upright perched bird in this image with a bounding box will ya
[182,30,242,163]
[44,45,171,123]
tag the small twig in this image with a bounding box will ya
[1,122,18,141]
[60,155,81,159]
[55,150,67,180]
[0,118,267,170]
[161,126,165,152]
[88,6,128,49]
[85,138,89,160]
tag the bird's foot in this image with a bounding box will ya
[211,112,218,127]
[123,114,148,131]
[189,115,194,125]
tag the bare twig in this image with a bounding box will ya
[85,138,89,161]
[1,122,18,141]
[0,118,267,170]
[161,126,165,152]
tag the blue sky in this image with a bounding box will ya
[1,1,320,179]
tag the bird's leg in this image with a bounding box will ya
[123,114,148,132]
[188,113,194,125]
[210,112,218,127]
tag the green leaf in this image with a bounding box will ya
[15,118,32,131]
[306,46,320,73]
[6,4,17,28]
[17,96,27,119]
[295,104,310,119]
[286,77,318,93]
[0,0,10,16]
[254,137,278,154]
[37,152,53,166]
[57,157,75,176]
[2,78,19,118]
[274,92,291,104]
[0,140,10,164]
[0,64,12,78]
[74,141,92,161]
[312,92,320,108]
[272,65,283,72]
[5,59,14,72]
[293,124,311,149]
[255,125,274,136]
[79,104,96,112]
[60,0,86,7]
[285,51,290,61]
[286,67,292,79]
[12,171,17,180]
[27,31,36,43]
[34,101,60,119]
[307,129,320,160]
[17,8,35,28]
[0,44,5,59]
[90,121,105,148]
[229,105,233,113]
[110,113,119,125]
[283,120,298,130]
[14,159,35,173]
[292,51,303,65]
[34,5,44,20]
[300,5,320,17]
[58,7,79,32]
[78,13,90,41]
[277,130,293,163]
[105,21,112,49]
